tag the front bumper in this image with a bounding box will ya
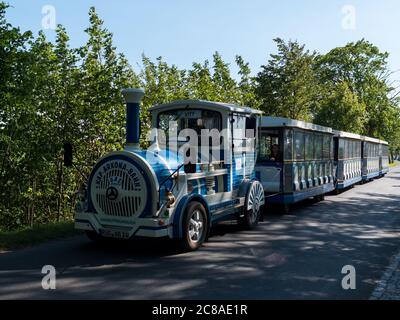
[75,211,173,239]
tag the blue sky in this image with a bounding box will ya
[5,0,400,81]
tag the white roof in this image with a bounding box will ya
[363,136,382,144]
[380,140,389,145]
[334,130,388,145]
[149,100,263,115]
[260,116,332,134]
[333,130,363,140]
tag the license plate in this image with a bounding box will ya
[99,229,130,239]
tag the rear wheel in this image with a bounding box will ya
[180,201,208,251]
[239,181,264,229]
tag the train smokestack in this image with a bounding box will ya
[122,88,145,149]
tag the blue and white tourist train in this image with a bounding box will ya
[71,88,390,251]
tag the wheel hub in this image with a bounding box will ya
[189,210,204,243]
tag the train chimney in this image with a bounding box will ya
[122,88,145,149]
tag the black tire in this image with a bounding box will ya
[239,203,265,229]
[238,209,257,229]
[179,201,208,251]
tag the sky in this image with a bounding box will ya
[4,0,400,82]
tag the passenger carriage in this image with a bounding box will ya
[379,140,389,176]
[362,136,381,181]
[333,130,363,190]
[255,117,335,212]
[74,88,265,251]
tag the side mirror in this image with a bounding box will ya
[64,142,73,167]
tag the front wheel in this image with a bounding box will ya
[179,201,208,251]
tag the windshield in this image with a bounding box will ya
[157,109,222,139]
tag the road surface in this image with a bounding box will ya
[1,167,400,299]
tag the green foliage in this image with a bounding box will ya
[255,38,400,160]
[314,81,366,134]
[316,40,395,135]
[315,39,399,156]
[255,38,318,121]
[0,4,258,231]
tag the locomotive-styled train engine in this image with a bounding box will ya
[73,88,264,251]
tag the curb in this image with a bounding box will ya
[370,250,400,300]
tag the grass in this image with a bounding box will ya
[0,221,82,251]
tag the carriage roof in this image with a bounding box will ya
[149,100,263,115]
[333,130,363,140]
[380,140,389,145]
[363,136,383,144]
[259,116,332,134]
[334,130,388,145]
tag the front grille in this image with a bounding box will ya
[96,193,141,217]
[90,159,147,217]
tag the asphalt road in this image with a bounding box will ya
[1,167,400,300]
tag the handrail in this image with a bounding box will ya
[157,161,226,207]
[158,163,185,206]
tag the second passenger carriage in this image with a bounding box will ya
[255,117,335,212]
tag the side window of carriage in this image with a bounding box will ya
[257,129,282,163]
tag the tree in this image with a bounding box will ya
[1,1,399,231]
[235,55,260,108]
[316,39,399,140]
[255,38,318,121]
[0,2,36,229]
[314,81,366,133]
[78,6,139,163]
[139,55,189,143]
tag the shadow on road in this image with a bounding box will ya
[0,173,400,299]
